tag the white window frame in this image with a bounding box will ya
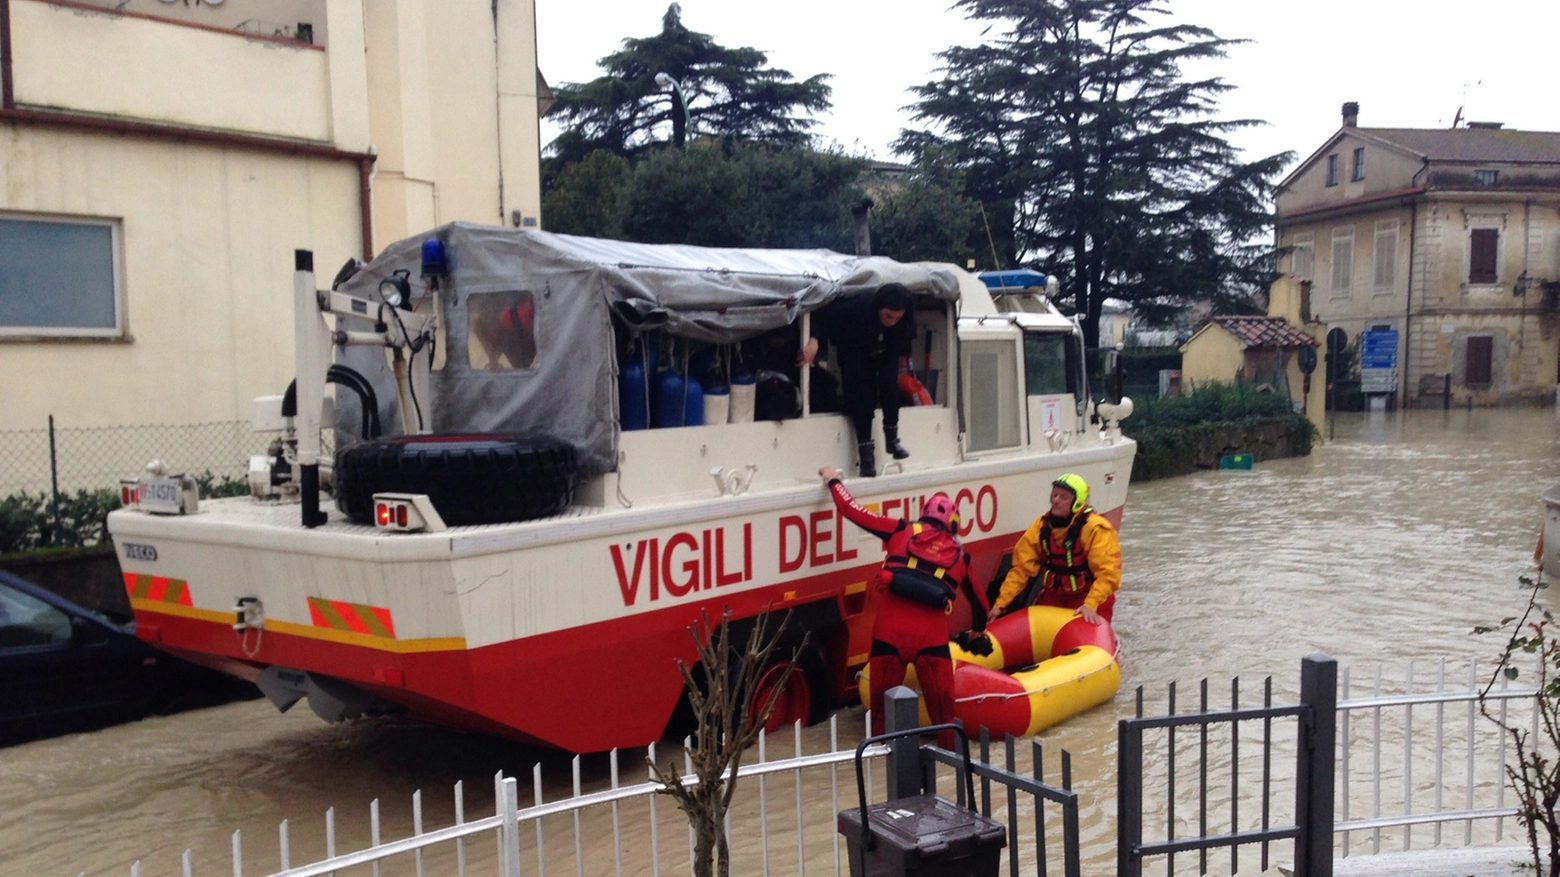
[1325,154,1340,187]
[1372,220,1399,295]
[1329,227,1354,299]
[1464,211,1506,290]
[0,212,125,339]
[1351,147,1365,182]
[1289,233,1314,281]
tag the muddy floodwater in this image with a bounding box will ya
[5,407,1557,876]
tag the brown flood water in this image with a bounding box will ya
[5,407,1558,876]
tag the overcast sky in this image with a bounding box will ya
[536,0,1560,176]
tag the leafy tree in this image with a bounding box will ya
[542,6,979,260]
[541,150,633,240]
[898,0,1293,346]
[622,143,864,249]
[546,3,832,171]
[866,154,983,265]
[546,143,867,251]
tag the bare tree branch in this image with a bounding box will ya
[648,606,806,877]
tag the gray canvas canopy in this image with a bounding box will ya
[334,223,963,475]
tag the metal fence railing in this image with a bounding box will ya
[1118,655,1334,877]
[0,417,270,497]
[92,694,1086,877]
[67,654,1548,876]
[1335,657,1535,857]
[1119,656,1539,877]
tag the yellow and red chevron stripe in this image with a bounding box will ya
[123,572,193,607]
[308,597,396,639]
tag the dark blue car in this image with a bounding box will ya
[0,570,255,744]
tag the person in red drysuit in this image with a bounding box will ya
[818,465,988,747]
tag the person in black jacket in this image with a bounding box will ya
[802,283,914,476]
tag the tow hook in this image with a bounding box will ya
[233,597,265,631]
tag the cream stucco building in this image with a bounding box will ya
[1275,102,1560,407]
[0,0,545,439]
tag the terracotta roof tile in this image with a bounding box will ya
[1209,316,1318,350]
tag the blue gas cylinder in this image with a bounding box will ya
[683,374,705,426]
[653,369,686,428]
[619,356,649,430]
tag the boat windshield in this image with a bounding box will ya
[1024,332,1070,396]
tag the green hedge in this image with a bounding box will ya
[1124,382,1315,482]
[0,472,249,554]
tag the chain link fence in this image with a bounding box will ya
[1,418,344,553]
[0,418,271,496]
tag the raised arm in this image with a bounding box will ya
[819,466,899,540]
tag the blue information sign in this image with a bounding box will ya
[1360,330,1398,371]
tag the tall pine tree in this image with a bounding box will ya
[898,0,1292,346]
[547,4,832,168]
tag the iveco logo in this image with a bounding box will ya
[123,543,158,562]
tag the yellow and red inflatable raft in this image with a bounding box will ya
[857,605,1121,738]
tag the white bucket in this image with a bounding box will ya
[704,392,730,426]
[728,383,755,423]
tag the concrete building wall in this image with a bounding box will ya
[1281,188,1560,406]
[0,128,362,429]
[1403,198,1560,404]
[1279,204,1412,345]
[1,0,544,437]
[1275,133,1423,216]
[1179,326,1244,392]
[363,0,541,244]
[57,0,330,43]
[1266,278,1327,435]
[11,0,331,140]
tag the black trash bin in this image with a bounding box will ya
[837,724,1006,877]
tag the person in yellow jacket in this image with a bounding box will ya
[989,473,1120,625]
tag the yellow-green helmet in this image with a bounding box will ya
[1052,473,1090,514]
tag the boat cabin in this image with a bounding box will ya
[325,223,1099,513]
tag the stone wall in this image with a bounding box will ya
[1130,416,1315,482]
[0,545,130,622]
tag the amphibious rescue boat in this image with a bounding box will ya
[108,224,1135,752]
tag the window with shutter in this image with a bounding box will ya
[1373,222,1398,292]
[1469,228,1499,284]
[1291,236,1314,280]
[1330,230,1353,298]
[1466,336,1493,385]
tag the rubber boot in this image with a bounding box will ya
[857,442,878,478]
[884,426,910,460]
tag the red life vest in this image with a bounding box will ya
[1038,508,1095,595]
[880,522,961,608]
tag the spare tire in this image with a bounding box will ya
[334,434,577,526]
